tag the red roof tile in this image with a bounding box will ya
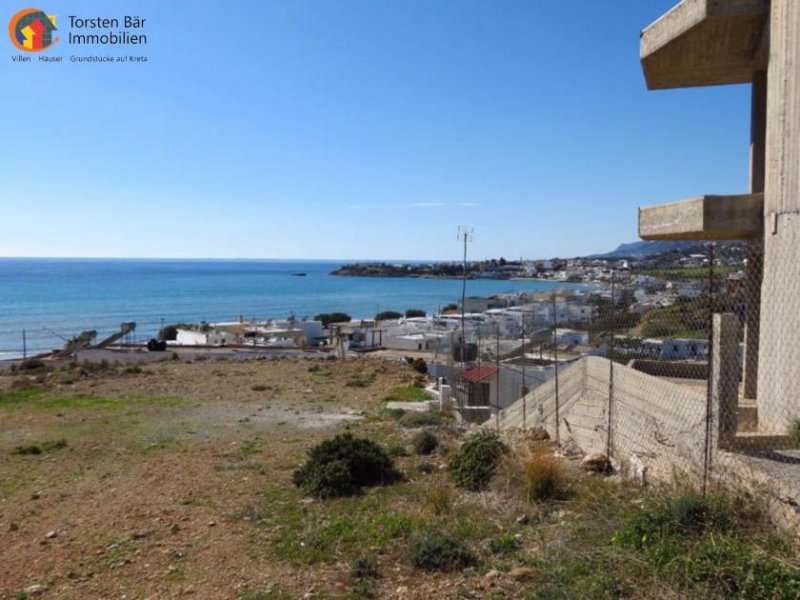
[463,365,499,382]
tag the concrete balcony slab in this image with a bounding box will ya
[641,0,768,89]
[639,193,763,240]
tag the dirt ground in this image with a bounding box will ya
[0,357,442,599]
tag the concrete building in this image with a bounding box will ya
[637,0,799,433]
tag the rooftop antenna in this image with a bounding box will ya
[457,226,473,407]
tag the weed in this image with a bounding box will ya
[387,444,407,457]
[12,439,67,455]
[425,484,452,515]
[408,533,478,571]
[125,365,143,374]
[789,419,800,445]
[350,555,378,578]
[165,565,186,581]
[488,533,522,555]
[416,461,438,474]
[293,434,402,498]
[251,384,270,392]
[448,433,507,491]
[412,430,439,455]
[349,580,376,598]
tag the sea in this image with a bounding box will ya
[0,258,590,359]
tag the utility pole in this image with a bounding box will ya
[22,329,27,361]
[552,292,560,445]
[457,226,473,408]
[495,322,500,431]
[521,324,526,432]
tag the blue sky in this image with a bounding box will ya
[0,1,751,261]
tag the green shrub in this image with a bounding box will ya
[448,433,507,491]
[408,533,478,571]
[412,430,439,455]
[292,434,402,498]
[350,555,378,579]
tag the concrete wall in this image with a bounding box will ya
[498,356,709,483]
[757,0,800,432]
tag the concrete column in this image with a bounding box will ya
[744,70,766,400]
[711,314,741,449]
[757,0,800,432]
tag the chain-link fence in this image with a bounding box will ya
[494,241,799,492]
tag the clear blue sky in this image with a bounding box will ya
[0,0,751,261]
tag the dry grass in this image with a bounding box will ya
[498,442,571,503]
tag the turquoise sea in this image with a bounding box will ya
[0,258,586,359]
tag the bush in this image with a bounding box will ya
[412,430,439,455]
[18,359,45,371]
[405,357,428,374]
[375,311,402,321]
[292,434,402,498]
[405,309,426,318]
[448,433,507,491]
[159,325,178,341]
[408,534,478,571]
[314,312,351,327]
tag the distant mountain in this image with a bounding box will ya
[587,240,705,259]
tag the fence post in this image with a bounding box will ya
[710,313,741,452]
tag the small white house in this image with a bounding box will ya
[176,327,235,346]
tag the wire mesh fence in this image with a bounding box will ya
[489,241,799,492]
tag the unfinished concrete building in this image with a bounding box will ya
[638,0,799,435]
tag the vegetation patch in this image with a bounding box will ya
[292,433,402,498]
[487,533,522,555]
[411,430,439,455]
[350,555,378,579]
[612,492,800,598]
[399,411,442,428]
[502,447,570,502]
[383,386,431,403]
[408,533,478,571]
[12,438,68,456]
[448,433,507,491]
